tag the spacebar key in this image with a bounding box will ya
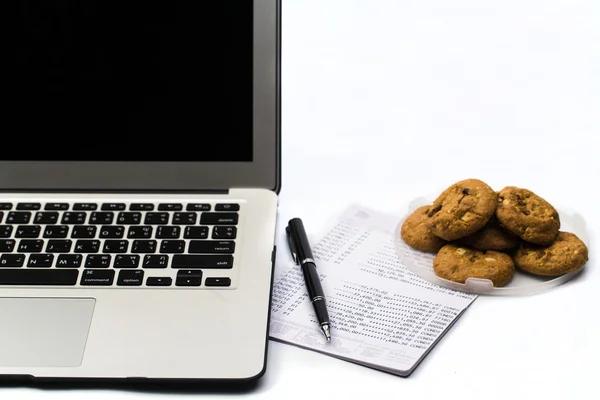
[0,269,78,285]
[172,255,233,269]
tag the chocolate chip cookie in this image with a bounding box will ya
[433,244,515,287]
[514,231,588,276]
[401,205,447,253]
[459,217,520,251]
[427,179,497,241]
[495,186,560,245]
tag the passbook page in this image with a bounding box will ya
[270,204,477,376]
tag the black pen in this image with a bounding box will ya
[286,218,331,342]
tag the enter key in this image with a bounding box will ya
[188,240,235,254]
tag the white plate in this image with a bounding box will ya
[394,195,590,296]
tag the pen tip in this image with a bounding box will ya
[322,324,331,343]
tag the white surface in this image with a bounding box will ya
[4,0,599,398]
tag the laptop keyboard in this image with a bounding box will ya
[0,201,241,289]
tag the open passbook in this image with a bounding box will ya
[269,204,477,376]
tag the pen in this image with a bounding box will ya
[286,218,331,342]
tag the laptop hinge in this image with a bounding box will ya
[0,189,229,195]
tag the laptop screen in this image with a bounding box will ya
[5,1,253,162]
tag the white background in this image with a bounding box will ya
[5,0,600,399]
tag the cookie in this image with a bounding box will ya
[426,179,497,241]
[495,186,560,245]
[513,231,588,276]
[401,205,447,253]
[459,217,520,251]
[433,244,515,287]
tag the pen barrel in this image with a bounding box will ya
[311,296,330,326]
[302,262,330,324]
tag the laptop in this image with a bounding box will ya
[0,0,280,384]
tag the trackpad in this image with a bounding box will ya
[0,298,95,367]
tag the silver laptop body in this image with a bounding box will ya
[0,0,280,383]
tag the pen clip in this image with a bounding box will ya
[285,226,299,265]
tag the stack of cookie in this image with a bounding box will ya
[400,179,589,287]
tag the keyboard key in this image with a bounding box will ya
[103,240,129,253]
[74,240,100,253]
[0,254,26,267]
[189,240,235,254]
[35,212,59,224]
[177,269,203,278]
[0,211,3,223]
[90,212,114,224]
[142,255,169,268]
[45,203,69,210]
[0,203,13,210]
[7,212,31,224]
[200,212,238,225]
[80,269,115,286]
[117,270,144,286]
[132,240,157,253]
[44,225,69,238]
[46,240,73,253]
[17,239,44,253]
[117,212,141,225]
[160,240,185,254]
[73,203,97,211]
[27,254,54,268]
[100,225,124,238]
[144,213,169,225]
[171,255,233,269]
[215,204,240,212]
[176,270,202,286]
[15,225,41,238]
[0,269,78,285]
[130,203,154,211]
[146,277,172,286]
[156,226,181,239]
[128,226,153,238]
[72,226,97,238]
[0,239,16,252]
[184,226,209,239]
[187,203,211,211]
[114,255,140,268]
[205,277,231,287]
[85,255,112,268]
[62,212,86,224]
[173,212,197,225]
[101,203,126,211]
[56,254,83,268]
[212,226,237,239]
[158,203,183,211]
[0,225,13,238]
[16,203,41,210]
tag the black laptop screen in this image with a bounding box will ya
[4,1,253,161]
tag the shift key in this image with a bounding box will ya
[171,255,233,269]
